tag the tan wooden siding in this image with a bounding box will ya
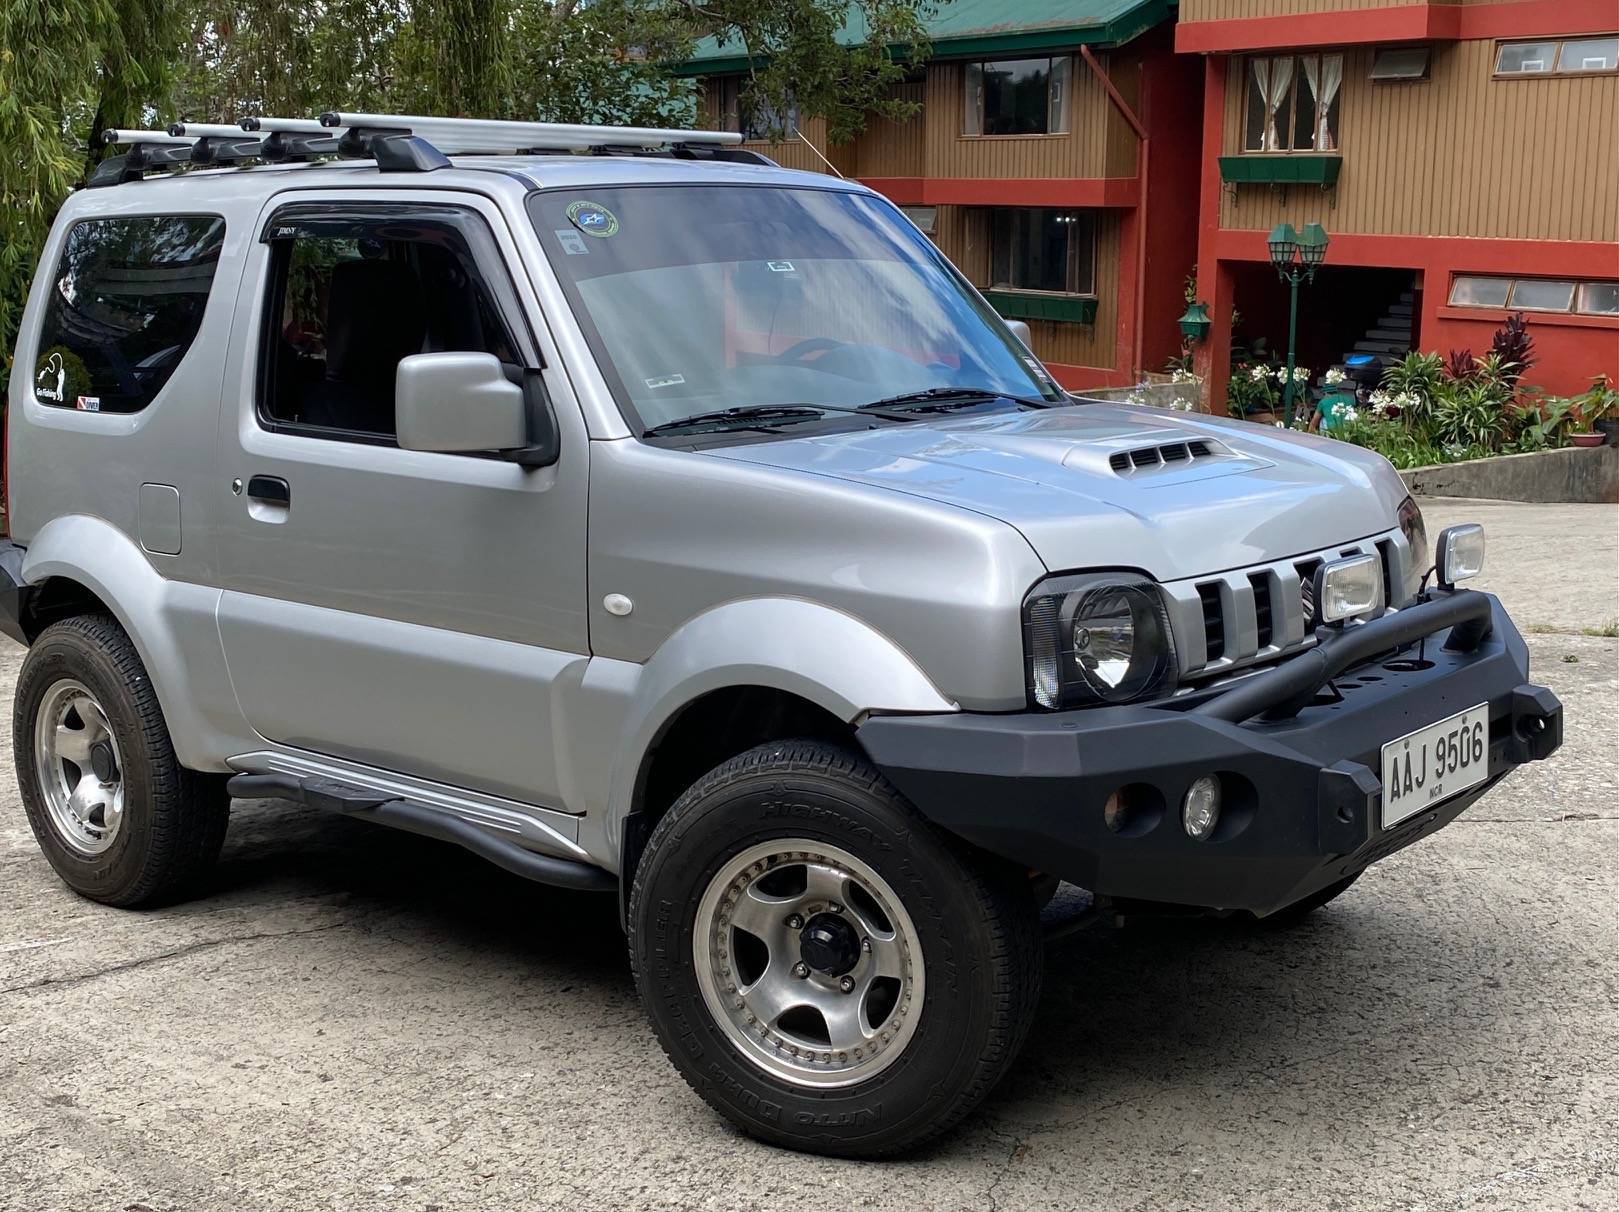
[695,86,852,176]
[923,59,1135,180]
[852,83,926,177]
[1219,42,1619,242]
[932,207,1121,368]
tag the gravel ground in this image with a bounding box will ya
[1,499,1614,1212]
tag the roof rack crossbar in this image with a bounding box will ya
[320,111,744,154]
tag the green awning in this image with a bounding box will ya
[673,0,1174,75]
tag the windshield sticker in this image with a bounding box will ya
[75,396,101,412]
[644,374,686,389]
[554,228,589,256]
[566,200,620,238]
[767,260,796,273]
[35,352,65,402]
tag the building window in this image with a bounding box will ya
[1370,47,1430,82]
[713,77,799,140]
[1496,36,1618,76]
[901,206,938,236]
[988,209,1095,295]
[32,215,226,413]
[1244,53,1343,152]
[963,57,1071,136]
[1576,282,1619,315]
[1449,275,1619,316]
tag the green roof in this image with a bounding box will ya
[675,0,1174,74]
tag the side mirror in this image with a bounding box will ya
[1005,319,1033,349]
[396,352,528,454]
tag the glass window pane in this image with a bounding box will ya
[1244,62,1268,151]
[1557,37,1619,72]
[963,63,983,135]
[1496,42,1558,74]
[901,205,937,236]
[990,208,1071,292]
[1576,281,1619,315]
[1509,279,1576,311]
[982,58,1052,135]
[1068,212,1097,295]
[1371,47,1430,81]
[33,215,226,413]
[1448,276,1513,307]
[1293,57,1318,152]
[1048,56,1071,134]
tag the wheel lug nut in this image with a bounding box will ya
[861,938,872,952]
[792,962,810,979]
[786,914,803,930]
[839,975,856,994]
[827,902,843,914]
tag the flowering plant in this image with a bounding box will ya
[1323,368,1348,386]
[1274,365,1310,386]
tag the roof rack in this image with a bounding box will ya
[88,111,768,187]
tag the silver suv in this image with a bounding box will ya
[1,113,1562,1157]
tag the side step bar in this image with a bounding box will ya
[227,773,615,892]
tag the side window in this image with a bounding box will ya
[33,215,225,413]
[260,208,520,439]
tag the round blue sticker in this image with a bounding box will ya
[566,200,620,238]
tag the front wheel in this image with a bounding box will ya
[629,739,1042,1157]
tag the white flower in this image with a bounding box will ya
[1324,368,1348,386]
[1249,365,1270,382]
[1170,368,1200,384]
[1125,391,1148,406]
[1340,406,1359,423]
[1274,365,1310,384]
[1169,398,1194,411]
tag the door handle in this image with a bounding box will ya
[246,475,290,505]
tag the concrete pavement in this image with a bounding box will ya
[2,500,1615,1211]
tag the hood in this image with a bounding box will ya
[710,403,1410,579]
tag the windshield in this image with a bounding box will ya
[527,184,1064,434]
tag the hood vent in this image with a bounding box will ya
[1109,439,1221,474]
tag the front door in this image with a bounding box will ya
[211,189,590,809]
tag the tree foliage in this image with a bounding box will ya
[1,0,930,369]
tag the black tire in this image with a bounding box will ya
[13,614,230,907]
[628,738,1042,1158]
[1245,873,1361,929]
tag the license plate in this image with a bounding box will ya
[1381,703,1490,829]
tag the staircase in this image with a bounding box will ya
[1340,289,1415,373]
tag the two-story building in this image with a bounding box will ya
[1178,0,1619,402]
[679,0,1206,389]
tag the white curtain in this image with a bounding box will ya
[1314,54,1343,151]
[1263,57,1293,151]
[1302,55,1343,151]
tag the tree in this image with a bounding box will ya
[0,0,179,369]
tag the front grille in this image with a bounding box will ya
[1161,527,1414,680]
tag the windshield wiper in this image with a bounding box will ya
[856,387,1056,413]
[643,405,831,437]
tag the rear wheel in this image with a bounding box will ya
[13,614,230,907]
[629,739,1042,1157]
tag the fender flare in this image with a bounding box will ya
[19,515,244,770]
[584,596,957,880]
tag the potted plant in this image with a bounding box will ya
[1579,375,1618,446]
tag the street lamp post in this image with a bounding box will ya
[1267,221,1330,426]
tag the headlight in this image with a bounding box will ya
[1436,523,1486,586]
[1024,573,1178,709]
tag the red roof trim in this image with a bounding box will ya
[1175,0,1618,54]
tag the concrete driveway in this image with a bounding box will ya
[2,500,1615,1212]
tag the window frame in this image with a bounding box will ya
[962,55,1072,138]
[1370,46,1432,83]
[714,76,800,141]
[986,207,1097,298]
[1448,273,1619,318]
[253,200,538,449]
[1241,52,1345,154]
[30,211,228,415]
[1493,35,1619,78]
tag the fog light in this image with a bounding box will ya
[1312,553,1383,625]
[1436,523,1485,587]
[1182,775,1221,840]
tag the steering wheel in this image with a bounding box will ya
[770,337,851,366]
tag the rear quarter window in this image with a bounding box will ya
[31,214,226,414]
